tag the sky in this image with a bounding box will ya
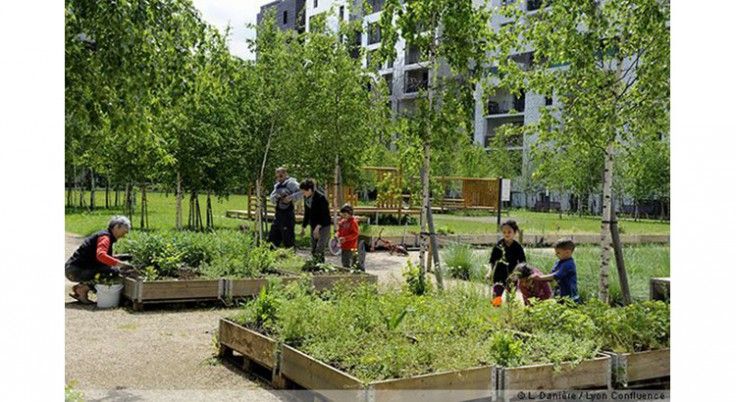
[191,0,275,60]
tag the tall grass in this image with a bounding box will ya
[442,243,487,281]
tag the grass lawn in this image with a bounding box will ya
[65,191,669,237]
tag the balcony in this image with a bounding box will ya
[405,69,429,94]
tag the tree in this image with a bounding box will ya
[289,13,387,222]
[621,135,669,220]
[487,0,670,302]
[377,0,491,289]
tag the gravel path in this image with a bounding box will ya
[64,233,421,401]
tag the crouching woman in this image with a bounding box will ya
[65,216,134,304]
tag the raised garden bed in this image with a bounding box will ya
[124,271,377,310]
[218,317,615,401]
[219,282,669,400]
[606,348,670,388]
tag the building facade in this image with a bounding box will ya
[257,0,307,33]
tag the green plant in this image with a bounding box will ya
[94,273,121,287]
[489,331,523,367]
[442,243,484,280]
[140,265,159,281]
[65,381,85,402]
[402,260,431,296]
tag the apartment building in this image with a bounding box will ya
[257,0,307,33]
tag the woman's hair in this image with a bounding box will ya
[340,203,353,215]
[108,215,131,231]
[501,219,520,232]
[514,262,534,279]
[299,179,315,191]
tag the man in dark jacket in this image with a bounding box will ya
[268,167,303,248]
[299,179,331,263]
[65,216,134,304]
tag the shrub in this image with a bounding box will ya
[402,260,431,295]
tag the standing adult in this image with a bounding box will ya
[268,167,303,248]
[299,179,331,263]
[65,216,135,304]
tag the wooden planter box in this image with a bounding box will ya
[123,277,224,310]
[227,276,301,298]
[495,355,611,392]
[281,345,496,402]
[606,348,670,387]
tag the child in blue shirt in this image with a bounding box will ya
[531,239,581,303]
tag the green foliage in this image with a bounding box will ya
[442,243,485,281]
[402,260,432,295]
[117,230,278,279]
[489,331,523,367]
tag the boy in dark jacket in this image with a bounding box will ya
[299,179,332,263]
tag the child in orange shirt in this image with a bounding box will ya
[337,204,361,270]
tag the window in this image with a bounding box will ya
[283,10,288,24]
[545,96,553,106]
[367,23,381,44]
[405,69,429,93]
[339,6,345,20]
[369,0,384,14]
[384,74,393,95]
[314,0,319,8]
[405,44,422,64]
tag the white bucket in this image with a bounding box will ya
[96,283,124,308]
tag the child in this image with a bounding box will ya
[486,220,526,299]
[337,204,362,270]
[512,262,552,305]
[531,239,581,303]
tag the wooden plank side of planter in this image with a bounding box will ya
[139,279,221,300]
[229,278,269,298]
[312,273,378,292]
[280,345,364,391]
[500,355,611,390]
[369,366,494,402]
[122,277,137,300]
[218,319,278,369]
[624,349,670,383]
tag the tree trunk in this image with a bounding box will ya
[124,183,134,228]
[105,177,109,209]
[418,145,431,281]
[139,184,148,230]
[175,171,183,230]
[89,168,96,211]
[206,192,214,230]
[256,122,276,245]
[114,186,119,208]
[333,155,342,227]
[598,143,615,302]
[610,208,631,305]
[426,203,444,290]
[66,182,72,208]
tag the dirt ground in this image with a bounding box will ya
[64,233,417,401]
